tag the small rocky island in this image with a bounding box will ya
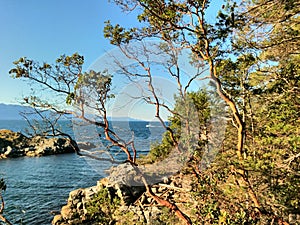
[0,129,75,158]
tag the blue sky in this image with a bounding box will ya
[0,0,138,104]
[0,0,224,120]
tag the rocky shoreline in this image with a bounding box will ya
[52,162,195,225]
[52,162,300,225]
[0,129,75,158]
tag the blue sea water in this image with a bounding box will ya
[0,120,165,224]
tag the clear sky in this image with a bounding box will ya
[0,0,138,104]
[0,0,223,120]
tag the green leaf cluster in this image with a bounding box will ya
[144,89,211,163]
[85,187,120,224]
[106,0,300,223]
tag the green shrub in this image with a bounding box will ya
[85,187,120,224]
[139,90,212,164]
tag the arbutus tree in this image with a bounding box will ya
[103,0,299,224]
[10,43,216,224]
[9,0,299,224]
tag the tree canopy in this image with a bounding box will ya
[9,0,300,224]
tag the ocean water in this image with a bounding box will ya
[0,119,165,224]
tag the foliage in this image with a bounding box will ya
[9,53,121,160]
[9,0,300,224]
[143,89,211,163]
[104,0,300,224]
[85,187,120,224]
[114,207,180,225]
[156,207,180,225]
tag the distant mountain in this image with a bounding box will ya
[107,116,146,122]
[0,103,146,121]
[0,103,34,120]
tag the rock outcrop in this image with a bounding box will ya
[52,162,195,225]
[0,129,75,159]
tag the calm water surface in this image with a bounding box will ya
[0,154,106,224]
[0,120,165,224]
